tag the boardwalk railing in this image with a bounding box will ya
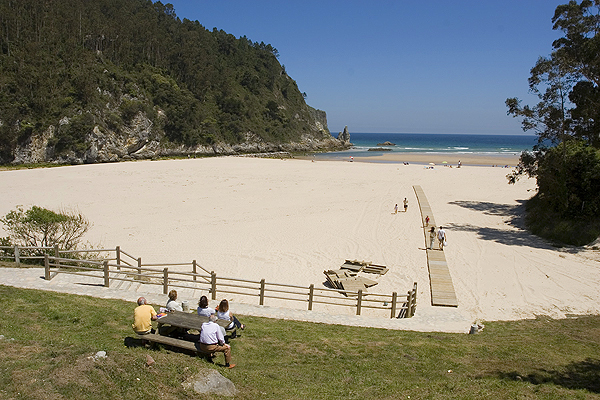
[2,244,417,318]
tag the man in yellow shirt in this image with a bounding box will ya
[132,297,157,334]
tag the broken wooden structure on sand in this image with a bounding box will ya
[324,259,389,297]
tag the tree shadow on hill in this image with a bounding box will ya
[494,358,600,393]
[445,200,554,250]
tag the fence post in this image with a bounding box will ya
[411,282,418,317]
[210,271,217,300]
[136,258,142,281]
[192,260,197,281]
[406,289,414,318]
[103,260,110,287]
[14,245,20,266]
[390,292,397,318]
[163,268,168,294]
[54,244,60,259]
[356,290,363,315]
[116,246,121,270]
[259,279,265,305]
[308,284,314,311]
[44,254,50,280]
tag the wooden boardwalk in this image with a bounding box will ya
[413,185,458,307]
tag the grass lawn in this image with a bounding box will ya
[1,285,600,399]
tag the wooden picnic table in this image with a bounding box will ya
[157,311,231,331]
[138,311,233,356]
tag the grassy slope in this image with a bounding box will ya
[1,285,600,400]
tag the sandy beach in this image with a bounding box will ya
[2,155,600,331]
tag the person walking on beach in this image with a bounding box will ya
[403,198,408,212]
[425,215,430,227]
[394,204,398,214]
[437,226,446,250]
[429,226,436,250]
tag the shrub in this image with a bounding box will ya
[1,206,90,250]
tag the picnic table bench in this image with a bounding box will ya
[137,333,210,354]
[138,311,235,356]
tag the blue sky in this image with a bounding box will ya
[165,1,567,135]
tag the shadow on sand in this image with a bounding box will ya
[445,200,555,251]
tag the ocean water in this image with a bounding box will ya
[316,132,537,159]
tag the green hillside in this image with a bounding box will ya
[0,0,347,164]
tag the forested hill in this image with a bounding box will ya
[0,0,350,164]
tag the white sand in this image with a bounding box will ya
[2,157,600,330]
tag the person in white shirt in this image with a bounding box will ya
[199,314,235,368]
[197,295,226,337]
[197,295,214,317]
[437,226,446,250]
[165,290,183,312]
[216,299,245,330]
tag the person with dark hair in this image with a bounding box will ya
[197,295,214,317]
[429,226,436,250]
[198,295,227,337]
[199,314,236,369]
[132,297,157,334]
[216,299,245,330]
[437,226,446,250]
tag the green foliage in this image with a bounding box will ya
[54,113,96,156]
[0,0,328,163]
[3,286,600,399]
[507,1,600,245]
[524,142,600,245]
[1,205,90,249]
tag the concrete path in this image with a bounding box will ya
[413,185,458,307]
[0,267,471,333]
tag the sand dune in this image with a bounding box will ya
[2,156,599,330]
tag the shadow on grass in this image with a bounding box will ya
[497,358,600,393]
[124,335,223,365]
[123,336,145,348]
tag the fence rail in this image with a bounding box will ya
[2,244,417,318]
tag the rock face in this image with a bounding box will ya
[337,125,351,145]
[182,369,237,397]
[10,110,352,165]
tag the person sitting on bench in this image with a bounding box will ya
[198,295,227,338]
[199,314,236,369]
[216,299,245,331]
[132,297,157,334]
[197,295,214,317]
[165,289,183,312]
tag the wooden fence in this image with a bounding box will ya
[1,245,416,318]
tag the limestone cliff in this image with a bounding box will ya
[11,107,350,165]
